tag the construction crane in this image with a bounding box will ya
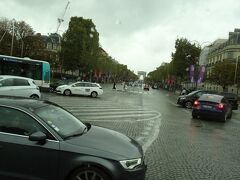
[56,1,70,34]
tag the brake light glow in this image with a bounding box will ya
[217,103,224,110]
[193,101,200,107]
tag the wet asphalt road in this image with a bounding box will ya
[42,84,240,180]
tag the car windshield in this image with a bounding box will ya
[34,105,86,139]
[187,90,200,96]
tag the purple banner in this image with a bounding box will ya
[189,65,195,83]
[197,65,206,84]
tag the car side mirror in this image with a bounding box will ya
[29,131,47,144]
[72,84,76,87]
[85,122,92,130]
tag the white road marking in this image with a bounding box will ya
[72,111,158,116]
[77,113,156,120]
[142,116,162,153]
[48,98,162,155]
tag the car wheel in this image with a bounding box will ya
[30,94,39,99]
[221,113,227,122]
[69,166,110,180]
[49,87,54,93]
[192,112,197,119]
[228,110,232,119]
[91,91,98,98]
[185,101,192,109]
[64,89,71,96]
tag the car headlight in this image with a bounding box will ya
[120,158,142,170]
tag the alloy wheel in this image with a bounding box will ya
[70,167,109,180]
[30,94,39,99]
[185,101,192,109]
[64,89,71,96]
[91,91,98,98]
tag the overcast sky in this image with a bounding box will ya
[0,0,239,73]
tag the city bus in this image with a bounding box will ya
[0,55,50,89]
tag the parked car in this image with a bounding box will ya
[0,97,147,180]
[177,90,216,109]
[0,75,41,99]
[192,94,232,122]
[56,81,103,97]
[152,84,159,89]
[218,92,239,110]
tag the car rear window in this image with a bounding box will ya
[199,94,223,103]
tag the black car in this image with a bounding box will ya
[0,97,147,180]
[50,79,76,92]
[143,84,150,91]
[177,90,216,109]
[192,94,232,122]
[219,92,239,110]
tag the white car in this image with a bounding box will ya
[0,75,41,99]
[56,81,103,97]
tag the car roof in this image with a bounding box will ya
[75,81,97,84]
[187,89,216,96]
[0,75,33,81]
[198,94,224,103]
[0,96,54,110]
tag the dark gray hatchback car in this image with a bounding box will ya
[0,97,146,180]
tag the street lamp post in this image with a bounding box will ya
[10,19,15,56]
[234,56,239,85]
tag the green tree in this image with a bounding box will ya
[14,21,34,57]
[0,18,41,58]
[61,16,100,76]
[0,18,13,55]
[208,61,235,91]
[171,38,201,83]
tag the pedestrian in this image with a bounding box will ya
[123,81,126,90]
[113,82,116,89]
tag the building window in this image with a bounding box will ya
[47,43,52,50]
[53,44,57,50]
[227,52,233,59]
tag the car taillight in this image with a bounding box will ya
[193,101,200,108]
[217,103,224,110]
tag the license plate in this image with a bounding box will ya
[203,105,212,109]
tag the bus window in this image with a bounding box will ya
[0,55,50,88]
[3,61,19,76]
[32,64,42,80]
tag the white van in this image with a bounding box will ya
[0,75,41,99]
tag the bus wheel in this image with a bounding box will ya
[30,94,39,99]
[64,89,71,96]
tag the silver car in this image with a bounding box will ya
[0,75,41,99]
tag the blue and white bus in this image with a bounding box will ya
[0,55,50,89]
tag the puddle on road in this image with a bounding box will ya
[190,119,203,127]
